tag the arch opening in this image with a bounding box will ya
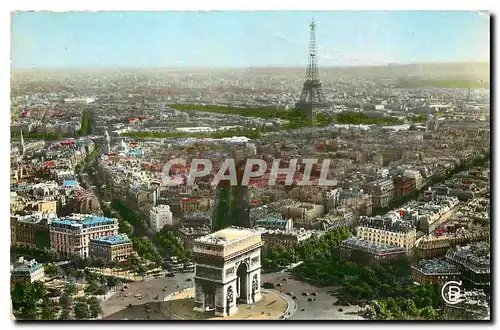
[236,262,248,303]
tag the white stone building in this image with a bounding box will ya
[149,204,173,231]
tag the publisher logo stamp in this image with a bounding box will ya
[441,280,465,305]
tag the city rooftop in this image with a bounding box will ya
[51,214,116,228]
[90,234,131,245]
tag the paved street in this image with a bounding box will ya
[101,271,362,320]
[101,272,193,320]
[261,272,362,320]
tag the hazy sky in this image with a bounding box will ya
[11,11,490,69]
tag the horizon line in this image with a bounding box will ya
[11,60,490,72]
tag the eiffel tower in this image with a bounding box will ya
[295,19,328,121]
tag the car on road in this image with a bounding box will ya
[186,278,192,282]
[311,292,318,296]
[165,272,175,277]
[154,295,159,300]
[302,292,309,296]
[338,308,343,312]
[287,292,294,296]
[307,298,316,302]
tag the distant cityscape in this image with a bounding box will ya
[10,11,490,322]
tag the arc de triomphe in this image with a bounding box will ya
[192,227,263,317]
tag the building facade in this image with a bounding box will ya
[178,226,211,251]
[88,234,133,262]
[445,243,490,288]
[50,214,119,258]
[280,203,325,228]
[259,228,313,250]
[10,258,45,284]
[13,215,52,249]
[341,236,407,262]
[356,216,417,254]
[411,258,462,285]
[254,215,293,231]
[149,204,173,231]
[363,178,395,209]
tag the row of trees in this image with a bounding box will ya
[108,200,164,265]
[153,227,188,261]
[11,281,51,320]
[170,104,281,119]
[101,202,134,237]
[282,228,454,320]
[170,104,315,129]
[408,114,427,123]
[84,145,100,163]
[261,226,351,271]
[11,245,60,263]
[44,259,123,289]
[122,127,262,140]
[58,281,102,320]
[11,109,93,142]
[76,109,93,136]
[167,104,423,131]
[11,280,103,320]
[110,199,189,264]
[11,131,72,141]
[335,112,404,125]
[290,245,448,319]
[377,296,441,320]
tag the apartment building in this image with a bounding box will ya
[445,243,490,288]
[363,178,395,209]
[341,236,406,262]
[280,203,325,228]
[10,258,45,284]
[394,175,415,199]
[13,214,53,249]
[88,234,133,262]
[254,215,293,231]
[149,204,174,231]
[415,230,489,259]
[258,228,313,250]
[50,214,119,258]
[339,189,373,216]
[180,198,213,213]
[181,211,212,229]
[411,258,462,285]
[177,226,211,251]
[24,200,58,214]
[404,170,425,190]
[356,215,417,254]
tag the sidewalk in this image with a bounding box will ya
[101,288,118,302]
[87,267,140,282]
